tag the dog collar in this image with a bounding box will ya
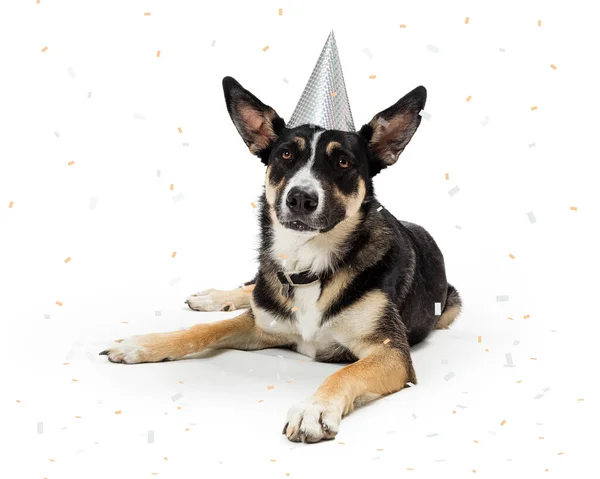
[276,270,320,298]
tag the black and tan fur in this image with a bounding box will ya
[100,76,462,443]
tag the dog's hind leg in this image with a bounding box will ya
[186,282,255,312]
[435,284,462,329]
[99,309,286,364]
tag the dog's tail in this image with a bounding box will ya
[435,284,462,329]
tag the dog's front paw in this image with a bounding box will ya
[99,332,182,364]
[283,397,342,443]
[186,289,236,312]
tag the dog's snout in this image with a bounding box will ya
[286,187,318,214]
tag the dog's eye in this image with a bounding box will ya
[338,157,351,169]
[281,150,292,160]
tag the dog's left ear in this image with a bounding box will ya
[223,76,285,162]
[359,86,427,176]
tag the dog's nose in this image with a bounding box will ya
[286,187,318,214]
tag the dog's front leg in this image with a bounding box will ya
[283,345,416,443]
[100,310,286,364]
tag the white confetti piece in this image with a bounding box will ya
[434,459,447,462]
[44,314,51,319]
[513,340,520,346]
[67,67,76,79]
[426,44,439,53]
[89,196,97,211]
[496,295,509,302]
[211,40,216,46]
[419,110,432,120]
[504,353,515,367]
[499,48,506,52]
[376,117,390,128]
[412,413,417,419]
[386,430,397,435]
[282,78,289,84]
[444,372,455,381]
[362,48,374,59]
[155,311,161,316]
[183,142,190,146]
[441,359,448,364]
[455,225,462,230]
[377,206,384,212]
[434,302,442,315]
[426,433,439,438]
[88,92,92,99]
[528,143,536,148]
[133,113,146,120]
[489,431,497,435]
[456,404,468,409]
[448,186,460,196]
[480,116,491,127]
[169,277,181,287]
[172,192,185,204]
[270,320,277,327]
[534,393,544,399]
[54,132,60,138]
[406,382,416,387]
[527,211,537,223]
[543,386,551,392]
[148,430,154,443]
[37,422,43,434]
[171,392,183,402]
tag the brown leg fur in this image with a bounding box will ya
[186,284,255,312]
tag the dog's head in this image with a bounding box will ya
[223,76,426,234]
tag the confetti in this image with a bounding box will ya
[183,142,189,146]
[258,399,264,403]
[170,184,174,191]
[278,8,283,15]
[89,196,97,211]
[499,48,506,52]
[400,24,407,28]
[531,106,538,111]
[9,201,14,208]
[558,452,564,456]
[504,353,515,367]
[331,91,337,97]
[133,112,146,120]
[480,116,491,127]
[500,420,506,426]
[419,110,432,120]
[445,173,449,180]
[465,17,470,24]
[369,74,377,79]
[67,67,76,79]
[426,44,439,53]
[291,307,299,312]
[550,64,557,70]
[169,277,181,286]
[496,295,509,302]
[426,433,439,438]
[270,320,277,326]
[377,206,384,212]
[509,254,515,259]
[444,372,455,381]
[383,338,390,345]
[267,385,274,390]
[155,311,161,316]
[270,459,276,462]
[527,211,537,223]
[157,170,161,177]
[523,314,530,319]
[44,314,51,319]
[538,20,542,26]
[211,40,216,47]
[144,12,151,16]
[529,143,536,148]
[434,302,442,315]
[68,161,75,166]
[455,225,462,229]
[363,48,373,60]
[262,45,270,52]
[172,251,177,258]
[156,50,161,58]
[466,95,472,102]
[54,132,60,137]
[148,430,155,443]
[37,422,43,434]
[178,127,183,133]
[406,382,415,387]
[56,301,63,306]
[171,392,183,402]
[570,206,578,211]
[251,202,257,209]
[64,257,71,264]
[473,440,479,443]
[412,413,417,419]
[41,46,48,52]
[456,404,468,409]
[477,336,482,343]
[448,186,460,196]
[114,410,122,415]
[88,92,92,99]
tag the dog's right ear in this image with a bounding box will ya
[223,77,285,163]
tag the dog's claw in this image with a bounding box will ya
[282,422,289,435]
[99,350,109,356]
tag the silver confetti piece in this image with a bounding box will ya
[155,311,161,316]
[434,302,442,315]
[362,48,373,60]
[455,225,462,229]
[499,48,506,52]
[504,353,515,367]
[287,31,355,131]
[157,170,161,177]
[89,196,97,211]
[44,314,51,319]
[171,392,183,401]
[282,78,289,84]
[456,405,468,409]
[527,211,537,223]
[496,295,509,302]
[169,277,181,287]
[426,44,439,53]
[412,413,417,419]
[37,422,43,434]
[183,143,189,146]
[444,372,455,381]
[448,186,460,196]
[67,67,76,79]
[211,40,216,46]
[513,340,520,346]
[481,116,491,127]
[529,143,536,148]
[148,430,154,443]
[133,113,146,120]
[419,110,432,120]
[88,92,92,99]
[426,433,439,438]
[54,132,60,138]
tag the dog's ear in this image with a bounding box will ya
[359,86,427,176]
[223,76,285,161]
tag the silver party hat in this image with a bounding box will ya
[287,31,355,131]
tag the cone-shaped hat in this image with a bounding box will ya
[287,31,355,131]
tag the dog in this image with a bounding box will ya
[100,76,462,443]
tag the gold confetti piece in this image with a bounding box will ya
[72,379,78,382]
[68,161,74,166]
[445,173,449,180]
[558,452,564,456]
[64,257,71,264]
[485,348,489,352]
[177,406,182,410]
[262,45,270,52]
[539,436,544,439]
[278,8,283,15]
[531,106,538,111]
[164,457,168,460]
[152,473,158,475]
[251,201,257,209]
[121,321,128,324]
[16,400,21,403]
[115,410,122,415]
[474,440,479,443]
[41,46,48,52]
[331,91,337,97]
[509,254,515,259]
[258,399,264,403]
[376,448,384,451]
[523,314,530,319]
[407,468,414,471]
[49,459,55,462]
[185,427,190,431]
[516,380,522,383]
[577,398,585,402]
[383,338,391,345]
[530,357,537,360]
[156,50,161,58]
[270,459,276,463]
[172,251,177,258]
[399,24,407,28]
[178,127,182,133]
[36,0,40,3]
[538,20,542,27]
[465,17,470,24]
[267,385,274,390]
[545,469,549,472]
[466,95,472,102]
[279,253,287,259]
[144,12,151,16]
[550,64,557,70]
[9,201,14,208]
[500,420,507,426]
[472,470,477,473]
[179,380,184,384]
[291,307,299,312]
[338,441,345,444]
[570,206,578,211]
[63,362,69,365]
[75,415,81,418]
[477,336,482,343]
[369,75,377,79]
[170,184,174,191]
[452,410,457,414]
[286,474,290,477]
[115,339,124,343]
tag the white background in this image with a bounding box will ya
[1,0,599,478]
